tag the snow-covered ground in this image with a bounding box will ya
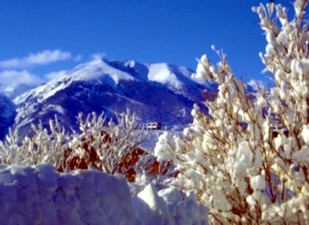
[0,164,208,225]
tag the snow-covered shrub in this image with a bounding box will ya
[0,111,152,180]
[0,110,175,183]
[58,112,175,182]
[58,111,148,174]
[0,117,68,166]
[154,1,309,224]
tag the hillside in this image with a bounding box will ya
[0,94,16,139]
[10,58,215,138]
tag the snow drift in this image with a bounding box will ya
[0,164,208,225]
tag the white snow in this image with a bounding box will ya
[133,183,209,225]
[42,104,65,115]
[158,187,209,225]
[154,131,177,162]
[193,54,211,81]
[14,59,135,105]
[233,141,253,175]
[0,164,138,225]
[12,59,138,129]
[250,175,266,191]
[72,59,135,84]
[0,164,209,225]
[148,63,183,90]
[302,125,309,144]
[134,183,172,225]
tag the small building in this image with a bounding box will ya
[146,122,161,130]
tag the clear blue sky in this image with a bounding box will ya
[0,0,293,91]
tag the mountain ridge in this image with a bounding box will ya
[2,58,216,139]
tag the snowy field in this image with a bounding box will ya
[0,164,208,225]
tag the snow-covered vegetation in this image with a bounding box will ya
[154,1,309,224]
[0,1,308,224]
[0,112,206,224]
[0,111,148,177]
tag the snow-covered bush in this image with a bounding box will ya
[0,111,149,179]
[154,1,309,224]
[0,110,176,183]
[58,111,147,174]
[0,117,68,166]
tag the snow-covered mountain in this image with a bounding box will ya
[11,59,215,138]
[0,94,16,139]
[2,83,37,100]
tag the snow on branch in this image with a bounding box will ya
[154,1,309,224]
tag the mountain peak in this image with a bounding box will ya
[72,59,136,84]
[9,59,215,140]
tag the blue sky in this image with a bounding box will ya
[0,0,293,93]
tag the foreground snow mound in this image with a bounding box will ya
[134,184,209,225]
[0,165,209,225]
[0,164,138,225]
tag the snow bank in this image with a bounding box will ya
[0,164,137,225]
[0,165,208,225]
[133,183,209,225]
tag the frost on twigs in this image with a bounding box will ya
[155,1,309,224]
[0,110,177,184]
[65,111,147,175]
[0,116,68,166]
[0,111,161,182]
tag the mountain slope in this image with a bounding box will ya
[0,94,16,139]
[12,59,215,138]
